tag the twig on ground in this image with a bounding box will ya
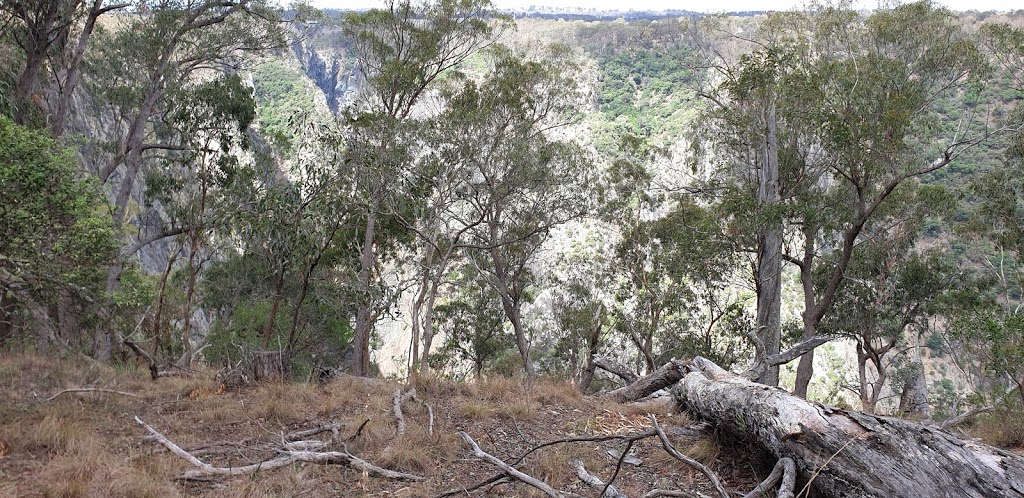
[572,460,627,498]
[458,431,568,498]
[47,388,140,402]
[601,439,634,498]
[642,490,711,498]
[435,428,665,498]
[135,416,422,481]
[346,418,370,442]
[649,415,730,498]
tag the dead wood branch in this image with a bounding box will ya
[603,359,689,403]
[458,431,570,498]
[650,415,730,498]
[936,405,995,430]
[285,423,340,441]
[46,388,140,402]
[673,356,1024,498]
[572,460,626,498]
[594,356,639,384]
[135,416,422,481]
[642,490,711,498]
[741,457,795,498]
[393,388,407,438]
[743,336,831,382]
[435,430,657,498]
[431,474,509,498]
[121,333,159,380]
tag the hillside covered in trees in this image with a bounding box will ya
[2,0,1024,496]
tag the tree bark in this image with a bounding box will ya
[352,206,377,377]
[753,100,783,387]
[253,350,287,382]
[672,357,1024,498]
[603,359,688,403]
[594,356,639,385]
[261,265,287,349]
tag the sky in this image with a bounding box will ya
[310,0,1022,13]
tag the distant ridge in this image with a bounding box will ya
[318,7,770,20]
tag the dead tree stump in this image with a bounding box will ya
[253,351,287,382]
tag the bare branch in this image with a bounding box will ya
[458,431,568,498]
[649,415,730,498]
[47,388,140,402]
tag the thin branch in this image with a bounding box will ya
[136,417,421,481]
[572,460,626,498]
[47,388,140,402]
[649,415,730,498]
[458,431,567,498]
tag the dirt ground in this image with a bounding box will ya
[0,353,769,497]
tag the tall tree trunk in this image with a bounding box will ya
[856,343,877,414]
[408,247,432,375]
[152,243,180,361]
[753,101,783,387]
[899,334,931,419]
[180,231,200,367]
[286,262,316,353]
[56,289,80,347]
[12,0,62,125]
[579,304,604,393]
[487,221,535,379]
[793,225,818,399]
[418,285,440,377]
[49,0,120,136]
[352,207,377,377]
[262,265,287,349]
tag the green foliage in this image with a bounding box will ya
[252,60,320,150]
[0,115,116,305]
[433,265,513,379]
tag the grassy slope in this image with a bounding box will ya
[0,354,763,497]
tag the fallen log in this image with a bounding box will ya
[594,356,639,384]
[603,359,688,403]
[671,357,1024,498]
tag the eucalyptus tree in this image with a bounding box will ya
[0,115,116,351]
[340,0,502,376]
[698,2,992,397]
[144,73,256,366]
[83,0,283,358]
[818,184,958,413]
[438,48,591,378]
[0,0,129,130]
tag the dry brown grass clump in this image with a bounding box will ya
[969,409,1024,449]
[529,378,589,409]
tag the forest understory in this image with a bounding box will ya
[2,353,1023,498]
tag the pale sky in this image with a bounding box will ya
[310,0,1022,13]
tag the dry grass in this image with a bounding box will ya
[248,382,317,423]
[969,409,1024,448]
[529,379,588,409]
[0,352,753,497]
[13,415,93,455]
[526,444,590,489]
[496,399,539,420]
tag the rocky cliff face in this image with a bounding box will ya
[290,39,359,114]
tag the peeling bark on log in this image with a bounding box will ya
[594,356,639,384]
[671,357,1024,498]
[603,359,688,403]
